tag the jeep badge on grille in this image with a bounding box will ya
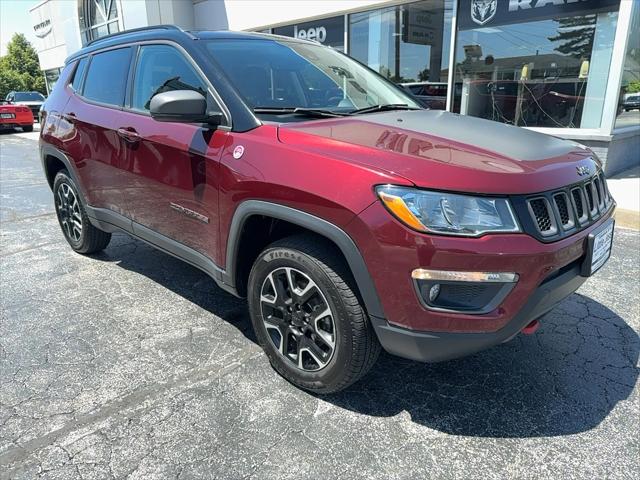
[577,165,591,176]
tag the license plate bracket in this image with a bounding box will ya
[1,113,15,119]
[581,218,614,277]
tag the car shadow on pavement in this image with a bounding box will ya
[325,294,639,438]
[98,234,639,439]
[92,233,256,341]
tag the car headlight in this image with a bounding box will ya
[376,185,520,236]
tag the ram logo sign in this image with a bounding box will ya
[459,0,619,30]
[471,0,498,25]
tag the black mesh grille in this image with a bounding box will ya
[554,194,570,225]
[440,284,488,306]
[519,169,612,242]
[530,199,553,232]
[571,188,584,218]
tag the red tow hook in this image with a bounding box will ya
[521,319,540,335]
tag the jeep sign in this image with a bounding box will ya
[273,16,345,51]
[458,0,620,30]
[294,25,326,42]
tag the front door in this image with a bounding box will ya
[61,47,134,218]
[117,44,228,262]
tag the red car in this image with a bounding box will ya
[402,82,448,110]
[0,101,34,132]
[39,27,615,393]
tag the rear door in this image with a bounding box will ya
[61,47,133,217]
[117,43,229,261]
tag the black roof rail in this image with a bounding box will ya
[86,24,192,47]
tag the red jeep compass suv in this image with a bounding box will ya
[40,26,615,393]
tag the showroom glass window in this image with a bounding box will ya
[79,0,120,45]
[452,0,619,129]
[615,0,639,129]
[349,1,453,109]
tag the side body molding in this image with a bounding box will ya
[38,152,386,321]
[223,201,385,320]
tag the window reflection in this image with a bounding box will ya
[204,39,417,112]
[79,0,120,45]
[131,45,208,112]
[453,9,618,128]
[349,0,452,109]
[615,0,640,129]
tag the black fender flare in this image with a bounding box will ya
[40,144,89,204]
[223,200,385,320]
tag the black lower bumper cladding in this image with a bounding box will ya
[371,261,587,363]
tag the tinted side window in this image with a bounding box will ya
[83,48,131,106]
[71,58,88,92]
[132,45,207,112]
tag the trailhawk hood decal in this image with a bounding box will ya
[277,110,597,194]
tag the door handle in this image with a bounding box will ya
[117,127,140,143]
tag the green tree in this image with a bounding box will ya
[548,15,597,60]
[627,80,640,94]
[0,33,46,99]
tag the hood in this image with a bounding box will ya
[277,110,598,195]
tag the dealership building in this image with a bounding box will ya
[29,0,638,173]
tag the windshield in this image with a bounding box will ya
[204,39,420,114]
[14,92,45,102]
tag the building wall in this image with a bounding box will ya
[29,0,81,71]
[119,0,195,31]
[192,0,390,31]
[602,132,640,176]
[117,0,149,30]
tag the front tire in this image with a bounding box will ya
[248,235,380,393]
[53,169,111,254]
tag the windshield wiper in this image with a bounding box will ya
[349,104,421,115]
[253,107,349,118]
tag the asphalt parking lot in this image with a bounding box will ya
[1,127,639,479]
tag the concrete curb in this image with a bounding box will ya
[614,208,640,230]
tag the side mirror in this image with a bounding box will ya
[150,90,222,125]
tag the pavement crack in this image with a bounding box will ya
[0,240,62,257]
[0,346,262,470]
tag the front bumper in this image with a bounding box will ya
[370,258,586,362]
[351,201,615,333]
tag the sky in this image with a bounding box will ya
[0,0,40,56]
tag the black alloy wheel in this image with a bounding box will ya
[53,170,111,254]
[248,235,381,393]
[259,266,336,371]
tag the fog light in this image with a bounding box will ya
[429,284,441,302]
[412,269,518,314]
[411,269,518,283]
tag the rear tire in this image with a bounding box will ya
[22,125,33,132]
[53,169,111,254]
[248,234,380,393]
